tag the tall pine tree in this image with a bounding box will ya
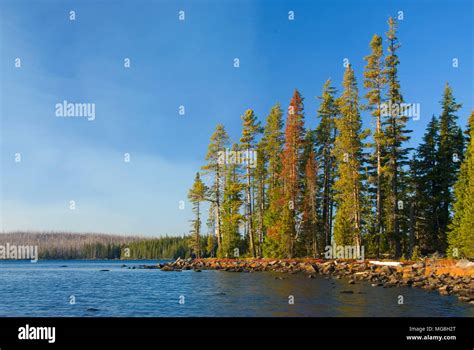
[448,111,474,258]
[299,132,319,256]
[254,138,268,257]
[221,144,244,258]
[412,116,441,254]
[240,109,262,257]
[382,17,412,257]
[333,65,368,247]
[202,124,230,254]
[262,104,285,257]
[315,79,338,248]
[280,90,306,257]
[364,33,387,257]
[188,172,207,258]
[437,83,464,252]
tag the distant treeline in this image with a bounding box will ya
[125,236,192,259]
[0,232,202,260]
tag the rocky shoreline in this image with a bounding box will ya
[153,258,474,305]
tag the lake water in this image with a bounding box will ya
[0,260,472,317]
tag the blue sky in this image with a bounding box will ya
[1,0,472,236]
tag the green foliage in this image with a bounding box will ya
[240,109,263,257]
[412,85,465,256]
[298,132,320,257]
[201,124,230,253]
[363,33,386,257]
[0,232,199,260]
[279,89,306,257]
[448,111,474,258]
[412,116,441,254]
[262,234,285,258]
[220,144,244,258]
[437,83,464,252]
[206,234,216,257]
[382,16,412,258]
[411,245,421,261]
[188,172,207,258]
[315,79,338,248]
[182,16,470,261]
[123,236,191,259]
[333,65,368,247]
[263,104,285,256]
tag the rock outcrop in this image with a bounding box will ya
[155,258,473,304]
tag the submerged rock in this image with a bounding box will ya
[305,264,318,274]
[438,285,452,296]
[160,266,174,271]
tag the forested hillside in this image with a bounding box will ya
[0,232,194,260]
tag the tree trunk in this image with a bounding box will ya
[215,168,222,252]
[246,161,256,258]
[376,100,382,259]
